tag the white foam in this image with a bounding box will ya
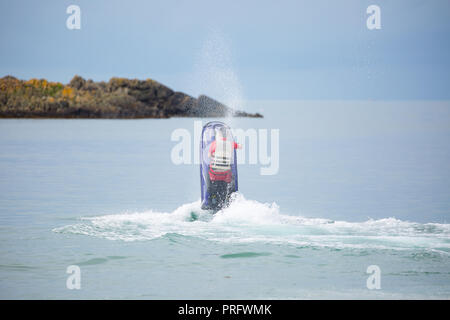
[53,193,450,251]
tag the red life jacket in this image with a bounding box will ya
[209,167,233,183]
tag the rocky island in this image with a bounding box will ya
[0,75,263,119]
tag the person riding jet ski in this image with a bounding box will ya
[208,127,240,183]
[200,122,241,211]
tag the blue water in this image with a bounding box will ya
[0,101,449,299]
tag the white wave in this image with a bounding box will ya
[53,193,450,251]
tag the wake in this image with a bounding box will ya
[53,193,450,252]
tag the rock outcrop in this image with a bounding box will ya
[0,75,263,119]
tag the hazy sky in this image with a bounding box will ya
[1,0,449,100]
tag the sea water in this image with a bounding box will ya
[0,101,449,299]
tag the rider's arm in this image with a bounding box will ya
[209,141,216,157]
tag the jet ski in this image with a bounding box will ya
[200,121,238,211]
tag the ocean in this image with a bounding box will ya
[0,101,449,299]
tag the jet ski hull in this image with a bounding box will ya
[200,121,238,211]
